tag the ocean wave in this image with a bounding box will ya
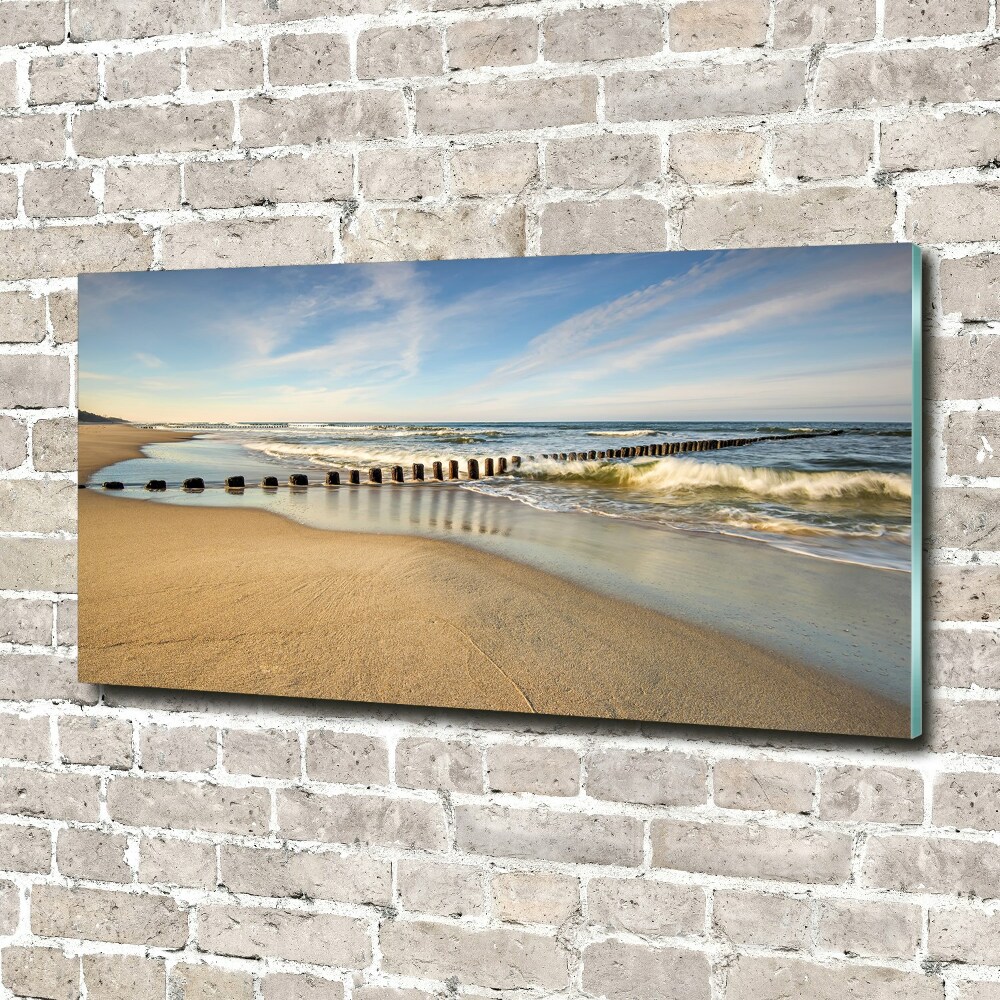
[521,456,912,502]
[586,429,656,437]
[243,440,441,467]
[755,424,817,434]
[712,507,910,542]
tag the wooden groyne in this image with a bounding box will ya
[91,429,844,491]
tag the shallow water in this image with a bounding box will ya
[93,420,913,571]
[92,435,912,703]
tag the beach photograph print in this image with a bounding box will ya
[78,244,921,738]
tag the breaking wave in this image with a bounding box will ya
[521,456,912,503]
[586,429,656,437]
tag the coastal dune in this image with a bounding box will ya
[78,427,910,737]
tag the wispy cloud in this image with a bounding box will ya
[79,245,915,422]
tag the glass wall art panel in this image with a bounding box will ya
[78,244,922,738]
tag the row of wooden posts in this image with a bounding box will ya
[96,430,842,491]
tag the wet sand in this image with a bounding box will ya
[79,425,196,480]
[78,426,911,736]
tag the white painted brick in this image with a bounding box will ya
[726,956,942,1000]
[104,163,181,213]
[23,168,97,219]
[184,153,353,209]
[0,61,18,110]
[83,955,166,1000]
[882,113,1000,172]
[0,115,67,165]
[606,61,807,122]
[540,198,667,254]
[0,416,29,471]
[416,77,597,134]
[69,0,222,41]
[138,836,217,890]
[713,890,810,949]
[105,49,182,100]
[397,858,485,917]
[589,877,705,937]
[0,599,53,646]
[771,121,873,181]
[0,4,998,999]
[358,148,445,201]
[268,33,350,86]
[2,947,80,1000]
[29,54,99,106]
[773,0,875,46]
[187,42,263,92]
[582,939,710,1000]
[241,91,407,146]
[670,130,763,184]
[885,0,989,38]
[450,143,537,196]
[678,186,895,249]
[0,2,64,46]
[547,133,660,189]
[161,217,333,270]
[0,291,47,344]
[670,0,767,51]
[344,203,525,261]
[817,897,922,960]
[491,871,579,925]
[448,18,537,70]
[817,45,1000,110]
[544,6,663,62]
[358,26,444,78]
[73,104,235,158]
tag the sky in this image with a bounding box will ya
[79,244,916,423]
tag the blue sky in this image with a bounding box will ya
[79,245,915,423]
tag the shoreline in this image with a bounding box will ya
[79,425,197,480]
[79,426,911,737]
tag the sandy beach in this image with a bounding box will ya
[78,426,910,736]
[79,425,197,480]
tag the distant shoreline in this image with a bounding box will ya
[79,425,196,480]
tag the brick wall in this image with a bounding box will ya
[0,0,998,996]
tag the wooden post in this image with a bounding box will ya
[103,481,125,490]
[183,477,205,490]
[468,459,480,480]
[348,469,360,485]
[559,453,568,461]
[598,451,605,459]
[326,471,340,486]
[225,475,245,489]
[145,479,167,491]
[289,473,308,486]
[369,467,383,485]
[391,465,404,483]
[497,457,508,474]
[511,456,521,468]
[568,452,577,461]
[262,476,279,488]
[432,461,443,480]
[449,460,460,480]
[412,463,425,481]
[484,458,495,477]
[588,450,597,460]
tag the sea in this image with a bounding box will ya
[89,420,914,701]
[93,419,912,571]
